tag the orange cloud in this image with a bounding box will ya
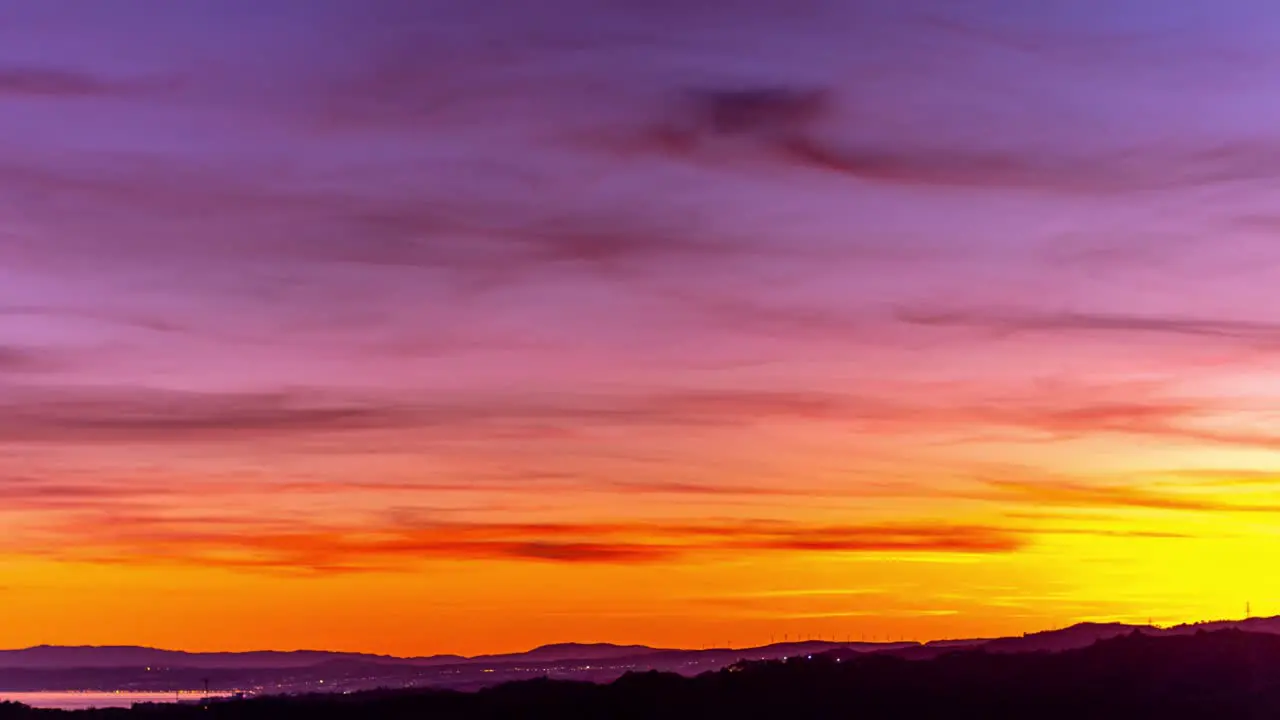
[10,514,1030,574]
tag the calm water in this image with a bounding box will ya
[1,692,237,710]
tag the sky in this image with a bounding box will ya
[3,0,1280,656]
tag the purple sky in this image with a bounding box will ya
[6,0,1280,394]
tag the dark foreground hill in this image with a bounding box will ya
[5,629,1280,719]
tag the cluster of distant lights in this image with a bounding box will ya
[67,647,847,699]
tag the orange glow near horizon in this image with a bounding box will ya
[4,436,1280,655]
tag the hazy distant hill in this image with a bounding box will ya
[0,643,665,672]
[467,643,666,664]
[0,646,462,670]
[2,617,1276,694]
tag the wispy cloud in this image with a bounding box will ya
[0,304,197,337]
[0,476,151,508]
[0,386,885,445]
[0,154,760,295]
[1150,469,1280,487]
[0,346,65,374]
[10,515,1030,573]
[983,478,1280,514]
[591,78,1280,193]
[0,388,413,443]
[0,66,127,98]
[9,380,1280,455]
[898,308,1280,345]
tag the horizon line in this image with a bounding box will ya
[4,612,1270,660]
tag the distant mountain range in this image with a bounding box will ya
[8,616,1278,669]
[0,643,666,671]
[0,646,449,670]
[2,616,1276,693]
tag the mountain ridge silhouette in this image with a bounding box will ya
[5,615,1276,670]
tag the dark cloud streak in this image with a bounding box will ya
[8,381,1280,454]
[12,516,1029,573]
[0,346,65,374]
[605,84,1280,193]
[0,386,879,445]
[0,66,128,98]
[898,308,1280,346]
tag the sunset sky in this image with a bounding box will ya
[4,0,1280,656]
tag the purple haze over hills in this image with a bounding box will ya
[4,616,1278,672]
[0,646,464,670]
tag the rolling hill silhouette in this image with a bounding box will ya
[467,643,664,664]
[5,629,1280,719]
[8,616,1275,670]
[2,617,1276,695]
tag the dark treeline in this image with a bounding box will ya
[5,630,1280,720]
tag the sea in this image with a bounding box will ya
[0,692,238,710]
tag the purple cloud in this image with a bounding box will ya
[0,66,123,98]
